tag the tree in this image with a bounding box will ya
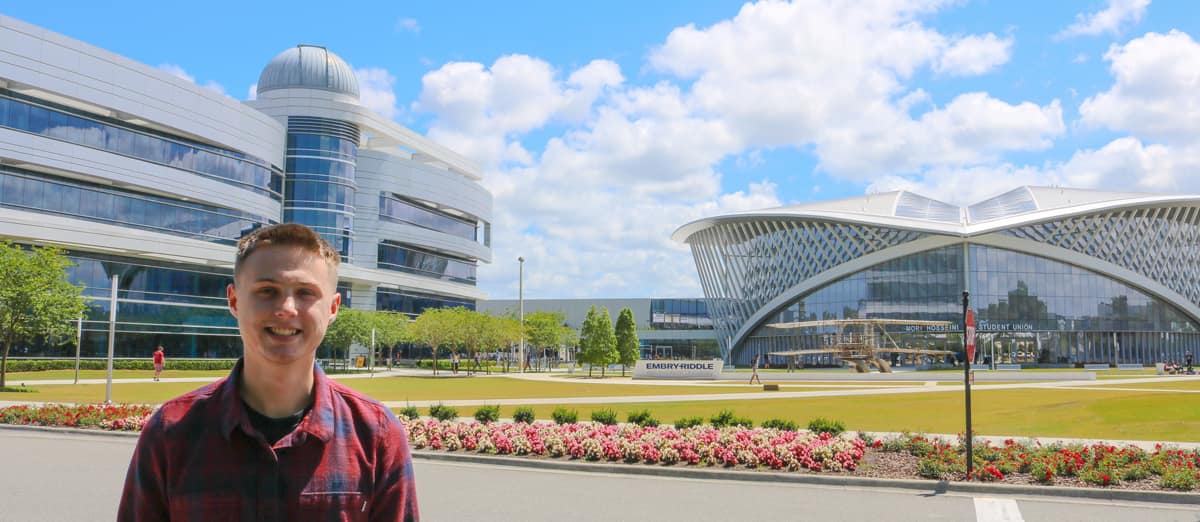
[615,307,640,376]
[525,311,572,370]
[578,306,617,377]
[409,307,466,375]
[370,311,407,368]
[0,242,88,388]
[322,308,372,364]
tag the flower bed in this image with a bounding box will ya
[0,404,153,431]
[872,433,1200,491]
[401,417,866,471]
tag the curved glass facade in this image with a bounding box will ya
[379,193,482,243]
[284,119,358,259]
[0,90,283,200]
[376,288,475,318]
[377,240,477,284]
[3,253,245,360]
[0,166,273,244]
[739,245,1200,366]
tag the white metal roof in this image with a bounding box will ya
[672,186,1200,241]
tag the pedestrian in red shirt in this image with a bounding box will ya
[152,345,165,382]
[118,223,418,521]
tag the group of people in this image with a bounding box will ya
[1165,352,1194,375]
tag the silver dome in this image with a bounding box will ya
[257,45,359,99]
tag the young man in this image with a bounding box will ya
[152,345,165,382]
[749,354,762,385]
[118,223,418,521]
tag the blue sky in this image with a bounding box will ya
[8,1,1200,299]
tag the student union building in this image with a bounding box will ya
[673,187,1200,367]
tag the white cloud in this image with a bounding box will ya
[1056,0,1150,39]
[934,33,1013,76]
[246,83,257,101]
[645,0,1057,179]
[355,68,400,120]
[395,17,420,34]
[1079,31,1200,143]
[157,63,225,96]
[414,0,1075,298]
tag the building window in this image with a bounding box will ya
[377,241,476,285]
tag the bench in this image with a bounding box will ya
[1116,364,1143,371]
[1083,364,1110,371]
[995,364,1021,371]
[762,384,780,391]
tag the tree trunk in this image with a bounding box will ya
[1,332,15,388]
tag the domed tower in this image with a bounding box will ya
[256,45,360,260]
[248,45,492,316]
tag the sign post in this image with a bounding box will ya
[962,292,974,480]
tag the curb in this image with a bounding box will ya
[3,424,1197,505]
[410,450,1200,506]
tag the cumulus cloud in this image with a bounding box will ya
[355,68,401,120]
[1056,0,1150,39]
[413,0,1077,298]
[1079,31,1200,143]
[646,0,1056,179]
[158,63,226,95]
[934,33,1013,76]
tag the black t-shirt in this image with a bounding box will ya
[244,401,310,445]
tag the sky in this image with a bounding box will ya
[8,1,1200,300]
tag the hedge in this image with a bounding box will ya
[2,359,238,372]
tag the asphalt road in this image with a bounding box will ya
[0,428,1197,521]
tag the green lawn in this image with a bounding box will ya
[1075,379,1200,391]
[444,388,1199,442]
[0,376,882,404]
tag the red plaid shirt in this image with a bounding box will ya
[118,360,418,521]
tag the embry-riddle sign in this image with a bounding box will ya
[633,359,724,380]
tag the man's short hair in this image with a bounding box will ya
[234,223,340,282]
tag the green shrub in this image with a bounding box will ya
[1079,466,1118,487]
[3,358,238,372]
[0,386,36,393]
[1160,468,1198,491]
[551,407,578,425]
[626,409,659,427]
[1030,460,1056,484]
[673,416,706,429]
[760,418,798,431]
[512,407,536,424]
[473,405,500,423]
[1119,462,1151,482]
[709,409,737,428]
[807,417,846,436]
[917,457,950,479]
[591,408,618,426]
[428,403,458,422]
[397,405,420,420]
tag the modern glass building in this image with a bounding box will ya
[673,187,1200,367]
[0,16,491,358]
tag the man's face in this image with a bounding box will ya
[228,245,340,367]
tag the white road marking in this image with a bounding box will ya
[975,497,1023,522]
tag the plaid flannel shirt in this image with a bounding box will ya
[118,360,417,521]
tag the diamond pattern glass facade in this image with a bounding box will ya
[678,194,1200,366]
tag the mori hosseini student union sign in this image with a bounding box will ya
[632,359,724,380]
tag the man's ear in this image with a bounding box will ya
[328,291,341,325]
[227,283,238,317]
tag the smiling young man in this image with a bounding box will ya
[118,223,418,521]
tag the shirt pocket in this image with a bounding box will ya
[298,491,368,522]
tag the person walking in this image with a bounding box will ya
[152,345,165,382]
[118,223,418,521]
[749,354,762,385]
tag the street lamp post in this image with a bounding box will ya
[518,256,525,373]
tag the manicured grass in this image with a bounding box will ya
[0,376,868,404]
[2,369,230,382]
[1076,379,1200,391]
[447,388,1200,442]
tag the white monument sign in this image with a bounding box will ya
[632,359,724,380]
